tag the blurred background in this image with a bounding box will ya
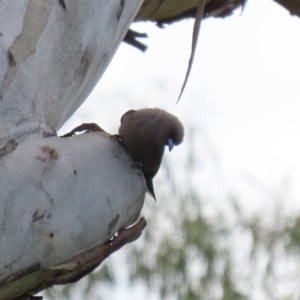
[44,0,300,299]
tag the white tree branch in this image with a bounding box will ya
[0,0,145,298]
[0,0,142,146]
[0,131,147,299]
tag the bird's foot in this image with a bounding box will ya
[61,123,105,137]
[109,134,122,142]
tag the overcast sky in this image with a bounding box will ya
[60,0,300,215]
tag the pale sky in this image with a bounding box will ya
[55,0,300,298]
[60,0,300,215]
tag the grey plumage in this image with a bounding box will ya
[118,108,184,200]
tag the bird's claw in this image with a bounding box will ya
[61,123,105,137]
[109,134,122,142]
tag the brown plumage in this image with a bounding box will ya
[118,108,184,200]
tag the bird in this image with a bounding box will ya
[118,108,184,200]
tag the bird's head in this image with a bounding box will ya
[160,111,184,152]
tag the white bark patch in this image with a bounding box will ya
[0,132,146,283]
[1,0,53,98]
[0,1,145,297]
[0,0,143,149]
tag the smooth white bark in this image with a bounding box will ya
[0,132,146,299]
[0,132,145,279]
[0,0,142,147]
[0,0,145,298]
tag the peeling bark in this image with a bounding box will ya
[2,0,53,99]
[1,218,147,300]
[0,0,143,148]
[0,1,145,299]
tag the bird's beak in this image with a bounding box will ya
[168,139,174,151]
